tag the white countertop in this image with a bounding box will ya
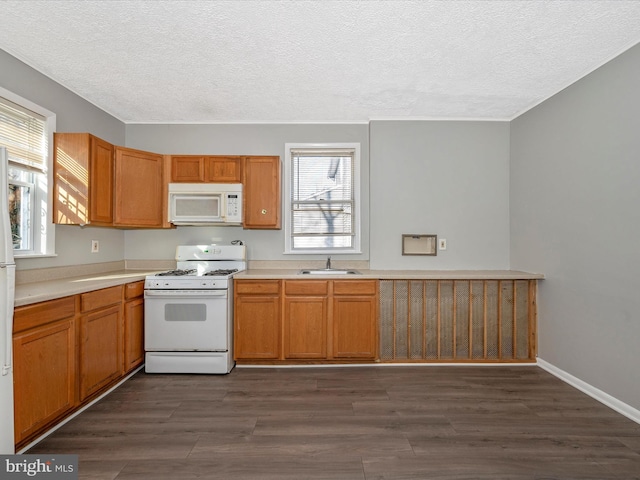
[234,269,544,280]
[14,270,161,307]
[14,268,543,307]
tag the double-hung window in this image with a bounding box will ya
[284,143,360,254]
[0,93,54,256]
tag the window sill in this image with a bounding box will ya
[283,249,363,255]
[14,252,58,260]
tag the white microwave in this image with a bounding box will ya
[168,183,243,225]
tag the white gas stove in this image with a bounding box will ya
[143,244,246,374]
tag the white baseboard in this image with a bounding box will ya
[537,358,640,425]
[236,362,538,369]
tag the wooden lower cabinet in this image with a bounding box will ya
[79,304,123,401]
[235,279,378,362]
[234,280,281,359]
[123,298,144,370]
[332,296,377,359]
[12,281,145,449]
[284,281,328,359]
[124,284,145,373]
[13,316,76,445]
[332,280,377,359]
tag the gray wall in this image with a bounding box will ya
[369,120,511,270]
[510,43,640,409]
[124,124,369,262]
[0,49,126,270]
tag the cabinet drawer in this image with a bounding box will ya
[235,280,281,295]
[81,285,123,312]
[333,280,377,296]
[284,280,329,296]
[14,296,76,333]
[124,281,145,300]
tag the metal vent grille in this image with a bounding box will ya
[379,279,537,363]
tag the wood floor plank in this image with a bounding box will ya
[115,457,366,480]
[28,434,199,461]
[362,454,618,479]
[190,433,414,458]
[252,414,456,437]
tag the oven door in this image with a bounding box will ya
[144,289,229,351]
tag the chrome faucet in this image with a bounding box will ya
[326,256,331,270]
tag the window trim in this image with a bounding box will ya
[1,86,56,258]
[284,142,361,255]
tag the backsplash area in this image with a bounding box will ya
[15,260,174,285]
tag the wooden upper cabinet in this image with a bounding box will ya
[170,155,242,183]
[114,147,165,227]
[55,135,279,230]
[206,156,242,182]
[54,133,114,226]
[171,156,205,182]
[243,156,281,229]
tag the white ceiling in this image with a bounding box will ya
[1,0,640,124]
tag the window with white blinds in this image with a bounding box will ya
[0,97,47,172]
[1,93,53,256]
[284,143,361,253]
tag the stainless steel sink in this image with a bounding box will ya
[299,269,361,275]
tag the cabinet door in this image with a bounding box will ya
[13,319,76,444]
[54,133,114,226]
[206,156,242,183]
[332,296,377,359]
[284,297,327,359]
[283,280,329,359]
[243,156,281,229]
[89,135,114,224]
[114,147,164,227]
[234,296,281,359]
[171,156,205,182]
[79,304,123,400]
[124,297,144,372]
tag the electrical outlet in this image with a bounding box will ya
[91,240,99,253]
[439,238,447,250]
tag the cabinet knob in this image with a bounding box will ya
[261,209,267,215]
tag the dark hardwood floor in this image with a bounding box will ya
[28,366,640,479]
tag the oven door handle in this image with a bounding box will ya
[144,290,228,299]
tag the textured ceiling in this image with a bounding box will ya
[1,0,640,123]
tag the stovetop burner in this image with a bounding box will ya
[155,269,196,277]
[203,269,238,276]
